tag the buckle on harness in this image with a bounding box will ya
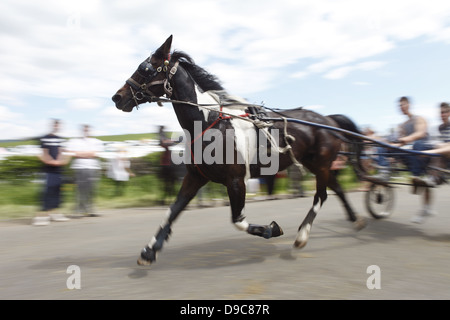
[135,92,145,101]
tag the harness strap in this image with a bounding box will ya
[126,77,141,89]
[126,61,180,102]
[189,148,209,179]
[281,117,306,175]
[189,105,249,179]
[163,61,179,97]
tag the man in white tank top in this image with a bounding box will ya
[369,97,436,223]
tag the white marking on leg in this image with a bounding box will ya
[163,208,172,222]
[148,236,157,248]
[230,117,257,182]
[234,219,249,231]
[296,223,311,245]
[314,201,322,213]
[144,237,158,261]
[295,203,321,247]
[148,209,171,249]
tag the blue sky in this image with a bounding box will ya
[1,0,450,140]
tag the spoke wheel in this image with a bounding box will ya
[365,183,395,219]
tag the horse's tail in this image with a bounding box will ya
[327,114,366,179]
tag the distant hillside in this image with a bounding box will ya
[95,132,158,142]
[0,139,39,148]
[0,132,160,148]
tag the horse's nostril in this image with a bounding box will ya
[112,94,122,103]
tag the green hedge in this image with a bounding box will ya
[0,156,43,184]
[0,153,161,184]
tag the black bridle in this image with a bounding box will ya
[126,56,179,107]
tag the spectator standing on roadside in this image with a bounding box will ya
[107,146,135,196]
[33,119,71,226]
[66,124,104,217]
[158,125,177,205]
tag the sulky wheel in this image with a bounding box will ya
[365,183,395,219]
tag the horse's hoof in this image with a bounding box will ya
[137,246,156,266]
[293,224,310,249]
[137,257,152,266]
[353,217,367,231]
[293,239,308,249]
[261,221,284,239]
[270,221,284,237]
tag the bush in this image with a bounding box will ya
[0,156,42,184]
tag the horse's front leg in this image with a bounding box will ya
[137,171,208,266]
[227,177,283,239]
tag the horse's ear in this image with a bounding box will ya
[155,35,172,59]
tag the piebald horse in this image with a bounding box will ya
[112,35,366,266]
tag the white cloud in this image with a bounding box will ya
[67,98,103,110]
[324,61,387,79]
[0,106,48,139]
[291,71,309,79]
[99,102,181,134]
[0,122,37,140]
[0,106,21,121]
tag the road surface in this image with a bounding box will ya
[1,185,450,300]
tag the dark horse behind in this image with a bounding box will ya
[112,35,366,266]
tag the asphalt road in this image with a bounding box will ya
[1,185,450,300]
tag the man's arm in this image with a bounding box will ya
[38,148,71,166]
[398,116,428,145]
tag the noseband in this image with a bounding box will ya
[126,59,179,107]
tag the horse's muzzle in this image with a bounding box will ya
[112,93,133,112]
[112,93,123,109]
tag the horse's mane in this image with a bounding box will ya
[171,51,224,92]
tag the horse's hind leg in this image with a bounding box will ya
[137,171,208,266]
[294,169,328,249]
[227,177,283,239]
[328,172,366,230]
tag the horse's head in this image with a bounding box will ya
[112,35,174,112]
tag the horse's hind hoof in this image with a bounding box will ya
[270,221,284,237]
[353,217,367,231]
[293,223,311,249]
[261,221,284,239]
[293,239,308,249]
[293,234,308,249]
[137,257,152,266]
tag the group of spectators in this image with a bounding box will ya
[32,120,132,226]
[32,121,177,226]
